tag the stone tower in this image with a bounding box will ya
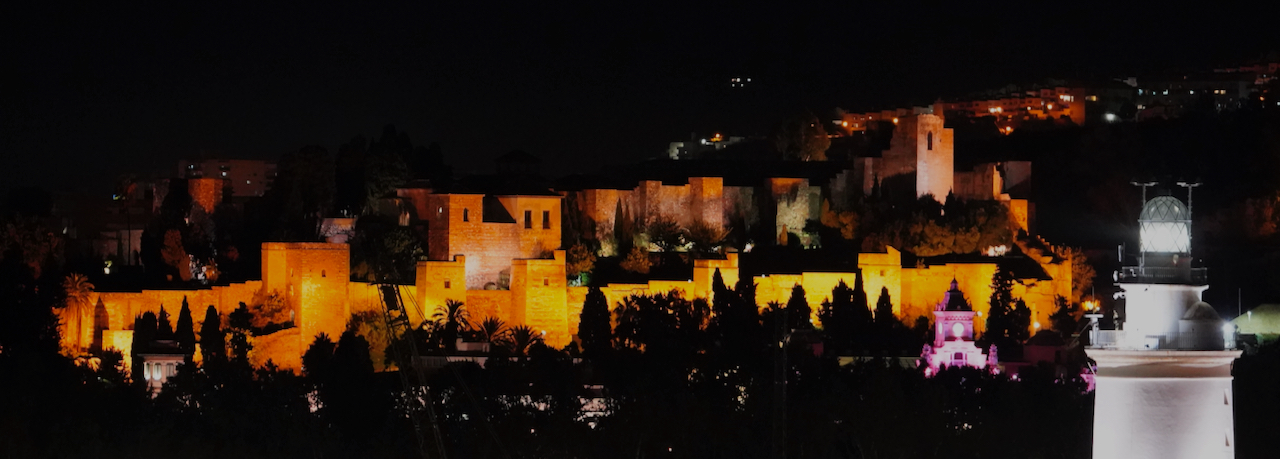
[879,114,954,202]
[1088,194,1239,459]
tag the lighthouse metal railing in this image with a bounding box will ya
[1117,266,1208,284]
[1087,329,1236,351]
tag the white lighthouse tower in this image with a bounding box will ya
[1088,192,1240,459]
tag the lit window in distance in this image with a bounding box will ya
[952,322,964,339]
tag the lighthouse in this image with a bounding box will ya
[1088,192,1240,459]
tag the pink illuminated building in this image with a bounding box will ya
[921,279,997,376]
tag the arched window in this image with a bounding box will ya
[321,270,326,278]
[927,132,934,150]
[463,208,470,222]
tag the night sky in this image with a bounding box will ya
[4,2,1275,193]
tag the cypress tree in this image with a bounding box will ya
[328,329,386,440]
[613,199,631,254]
[785,284,812,330]
[852,272,872,324]
[819,279,865,353]
[156,305,174,340]
[733,276,760,325]
[710,268,731,319]
[175,297,196,355]
[199,305,225,364]
[302,332,336,384]
[874,286,894,326]
[1011,298,1032,342]
[578,286,613,356]
[986,267,1016,346]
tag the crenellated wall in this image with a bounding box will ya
[82,239,1070,377]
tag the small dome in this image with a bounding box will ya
[1139,196,1189,223]
[1139,196,1192,253]
[1182,301,1221,321]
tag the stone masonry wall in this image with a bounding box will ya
[497,195,562,258]
[464,290,515,324]
[511,250,569,348]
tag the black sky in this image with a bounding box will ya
[4,1,1276,194]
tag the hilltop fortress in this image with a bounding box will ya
[70,114,1072,373]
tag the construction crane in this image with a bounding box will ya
[379,284,448,459]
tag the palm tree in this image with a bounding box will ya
[477,316,508,344]
[503,325,543,356]
[61,273,95,353]
[431,299,472,351]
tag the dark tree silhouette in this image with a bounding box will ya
[227,302,254,363]
[578,286,612,356]
[175,297,196,356]
[819,276,874,353]
[156,305,174,340]
[130,311,157,378]
[874,286,894,327]
[1049,296,1078,339]
[302,332,336,385]
[267,145,335,241]
[198,305,224,364]
[985,267,1030,353]
[785,284,813,330]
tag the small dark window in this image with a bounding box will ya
[524,210,532,229]
[463,208,469,222]
[542,210,551,229]
[321,270,326,278]
[927,132,933,150]
[543,277,549,286]
[444,280,451,289]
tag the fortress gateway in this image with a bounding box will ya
[1088,194,1240,459]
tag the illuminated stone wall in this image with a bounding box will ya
[465,290,514,324]
[511,250,569,348]
[573,178,731,247]
[692,254,740,299]
[262,243,351,346]
[348,283,416,323]
[916,115,953,200]
[880,114,954,202]
[91,243,348,375]
[722,186,758,235]
[414,257,467,322]
[689,177,725,229]
[769,178,818,243]
[578,188,629,244]
[901,264,999,330]
[954,163,1003,201]
[566,286,588,340]
[858,247,904,317]
[424,193,558,289]
[85,237,1070,373]
[753,272,861,324]
[251,328,301,371]
[90,280,264,348]
[497,195,562,258]
[103,330,134,372]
